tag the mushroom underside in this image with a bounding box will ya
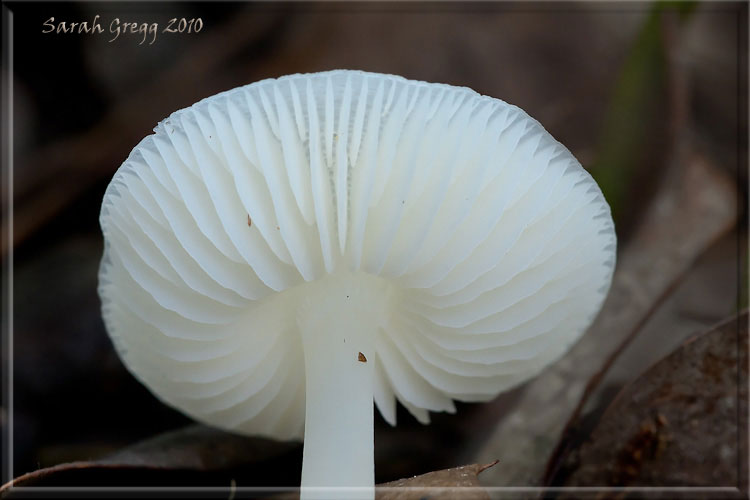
[99,70,616,497]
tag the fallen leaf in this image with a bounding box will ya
[270,462,498,500]
[0,425,301,492]
[554,311,747,493]
[98,424,299,470]
[541,225,742,483]
[376,461,497,500]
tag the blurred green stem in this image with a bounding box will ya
[591,2,696,226]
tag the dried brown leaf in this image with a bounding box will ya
[0,425,300,492]
[97,424,298,470]
[376,461,498,500]
[556,312,748,495]
[270,462,498,500]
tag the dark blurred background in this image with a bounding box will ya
[1,0,747,493]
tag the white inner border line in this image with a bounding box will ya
[1,2,14,487]
[0,3,746,497]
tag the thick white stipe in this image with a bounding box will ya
[296,271,390,499]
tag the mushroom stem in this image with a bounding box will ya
[297,276,384,500]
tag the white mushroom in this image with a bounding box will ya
[98,70,616,498]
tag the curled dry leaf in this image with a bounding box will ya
[376,461,498,500]
[555,311,747,494]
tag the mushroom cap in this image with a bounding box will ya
[99,70,616,441]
